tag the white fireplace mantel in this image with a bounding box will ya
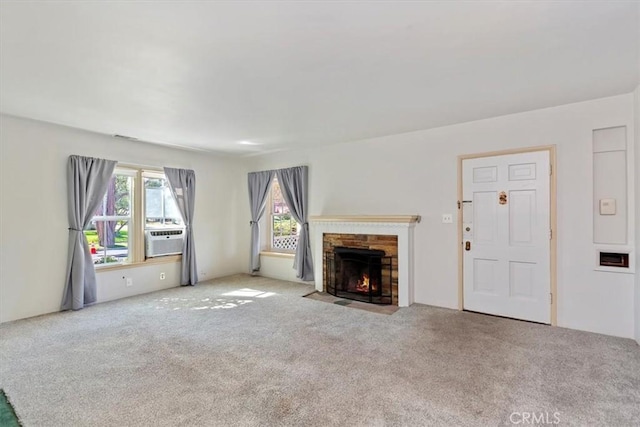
[309,215,420,307]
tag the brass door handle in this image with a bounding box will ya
[465,241,471,251]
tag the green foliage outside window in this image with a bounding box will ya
[273,214,297,236]
[84,228,128,249]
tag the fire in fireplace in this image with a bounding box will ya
[356,273,373,293]
[325,246,393,304]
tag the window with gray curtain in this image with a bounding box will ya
[62,155,117,310]
[248,170,275,273]
[275,166,314,281]
[164,167,198,285]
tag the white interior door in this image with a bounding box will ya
[462,151,551,323]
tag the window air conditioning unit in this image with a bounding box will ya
[145,229,184,258]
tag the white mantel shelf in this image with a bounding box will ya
[309,215,421,224]
[310,215,420,307]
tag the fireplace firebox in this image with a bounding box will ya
[325,246,393,304]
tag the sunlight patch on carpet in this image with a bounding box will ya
[153,296,255,310]
[222,289,277,298]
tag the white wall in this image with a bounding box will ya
[258,254,304,283]
[635,85,640,345]
[247,94,637,338]
[0,114,248,323]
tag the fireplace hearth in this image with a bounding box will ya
[325,246,393,304]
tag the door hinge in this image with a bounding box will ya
[550,293,553,305]
[549,228,552,240]
[549,164,553,175]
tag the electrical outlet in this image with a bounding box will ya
[442,214,453,224]
[125,277,133,287]
[160,272,165,280]
[199,271,206,278]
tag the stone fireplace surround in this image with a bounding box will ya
[309,215,420,307]
[324,234,397,304]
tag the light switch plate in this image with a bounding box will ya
[599,199,616,215]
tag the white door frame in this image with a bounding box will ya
[457,145,558,326]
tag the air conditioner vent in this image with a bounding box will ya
[145,228,184,258]
[148,229,183,237]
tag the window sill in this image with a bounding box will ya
[95,255,182,272]
[260,251,295,259]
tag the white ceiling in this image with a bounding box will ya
[1,1,638,155]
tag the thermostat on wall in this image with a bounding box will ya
[599,198,616,215]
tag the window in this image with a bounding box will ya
[143,172,182,229]
[268,178,299,252]
[85,170,133,265]
[84,166,183,267]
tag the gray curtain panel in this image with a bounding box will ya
[275,166,314,281]
[61,155,117,310]
[248,170,275,273]
[164,167,198,285]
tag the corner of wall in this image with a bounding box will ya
[634,85,640,344]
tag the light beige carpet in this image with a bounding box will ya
[0,274,639,426]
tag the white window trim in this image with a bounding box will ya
[92,215,131,222]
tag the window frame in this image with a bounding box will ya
[88,168,135,266]
[91,165,182,270]
[142,170,184,229]
[265,177,299,254]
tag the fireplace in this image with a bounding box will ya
[325,246,393,304]
[310,215,420,307]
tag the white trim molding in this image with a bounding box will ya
[309,215,421,224]
[309,215,420,307]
